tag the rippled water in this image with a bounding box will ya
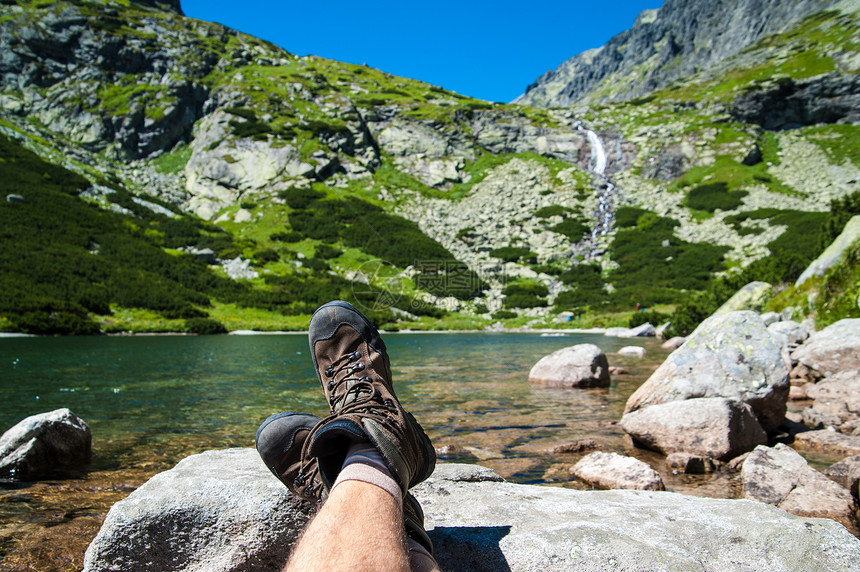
[0,332,680,569]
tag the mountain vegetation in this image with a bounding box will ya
[0,0,857,334]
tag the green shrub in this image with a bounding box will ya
[685,182,748,212]
[474,303,488,314]
[534,205,569,218]
[254,248,280,264]
[502,281,548,308]
[489,246,534,263]
[629,310,670,328]
[240,200,256,210]
[186,318,228,335]
[492,310,517,320]
[314,244,343,259]
[271,231,303,242]
[278,187,325,209]
[614,206,649,228]
[550,218,589,241]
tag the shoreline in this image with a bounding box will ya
[0,327,611,338]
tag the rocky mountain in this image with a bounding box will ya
[515,0,845,106]
[0,0,857,334]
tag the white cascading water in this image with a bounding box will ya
[586,129,607,176]
[573,120,616,243]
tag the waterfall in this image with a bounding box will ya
[586,130,607,176]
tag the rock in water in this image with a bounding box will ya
[618,346,646,358]
[527,344,610,388]
[791,318,860,377]
[620,398,767,460]
[571,452,665,491]
[625,311,790,433]
[82,449,314,572]
[0,408,91,480]
[713,281,774,314]
[742,444,858,535]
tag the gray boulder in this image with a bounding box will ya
[83,453,860,571]
[660,336,686,350]
[82,449,314,572]
[0,408,91,480]
[571,452,665,491]
[767,320,809,349]
[760,311,782,326]
[742,444,858,535]
[713,281,773,315]
[625,311,790,433]
[792,318,860,378]
[527,344,610,388]
[621,398,767,460]
[618,346,646,358]
[618,323,656,338]
[797,215,860,285]
[803,369,860,433]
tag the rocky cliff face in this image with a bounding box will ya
[0,0,857,329]
[516,0,842,106]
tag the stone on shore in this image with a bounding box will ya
[791,318,860,378]
[713,281,773,314]
[604,323,655,338]
[742,443,858,535]
[767,320,809,349]
[825,455,860,499]
[82,449,314,572]
[660,336,686,351]
[792,430,860,457]
[625,311,790,433]
[803,369,860,433]
[620,398,767,460]
[0,408,91,481]
[618,346,646,358]
[527,344,610,388]
[571,451,665,491]
[83,451,860,571]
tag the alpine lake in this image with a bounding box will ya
[0,332,816,570]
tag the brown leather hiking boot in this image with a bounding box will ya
[303,300,436,496]
[255,410,433,554]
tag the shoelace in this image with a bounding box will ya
[325,350,398,424]
[292,454,324,502]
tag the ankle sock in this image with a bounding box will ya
[332,440,401,501]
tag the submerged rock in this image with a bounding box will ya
[792,430,860,458]
[742,443,858,535]
[0,408,91,481]
[84,451,860,571]
[527,344,610,388]
[571,451,665,491]
[625,311,790,433]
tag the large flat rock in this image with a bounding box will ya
[83,450,860,572]
[416,465,860,572]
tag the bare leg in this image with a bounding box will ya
[285,479,409,572]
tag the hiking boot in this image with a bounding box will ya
[255,410,433,554]
[255,411,324,502]
[304,300,436,496]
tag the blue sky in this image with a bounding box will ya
[181,0,664,103]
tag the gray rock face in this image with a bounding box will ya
[625,311,791,433]
[804,369,860,433]
[791,318,860,377]
[516,0,841,106]
[83,454,860,572]
[621,397,767,460]
[713,281,774,315]
[414,464,860,572]
[571,451,665,491]
[0,408,91,480]
[767,320,810,350]
[527,344,610,388]
[742,443,858,535]
[82,449,314,572]
[797,215,860,285]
